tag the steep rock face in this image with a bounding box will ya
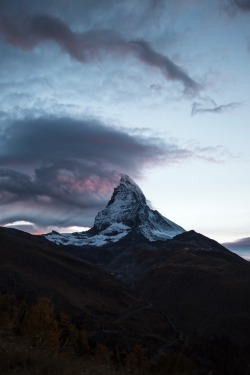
[45,175,185,246]
[93,175,146,231]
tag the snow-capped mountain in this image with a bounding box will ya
[45,175,185,246]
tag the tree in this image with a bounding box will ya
[59,313,89,355]
[155,352,195,375]
[124,345,150,375]
[95,342,113,366]
[21,297,61,351]
[0,294,16,334]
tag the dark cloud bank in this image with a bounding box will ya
[0,13,200,93]
[0,117,224,231]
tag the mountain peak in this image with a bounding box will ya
[115,174,145,200]
[120,174,134,184]
[120,174,141,188]
[94,175,146,230]
[106,175,146,206]
[45,175,185,246]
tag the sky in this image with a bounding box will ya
[0,0,249,243]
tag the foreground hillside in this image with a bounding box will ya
[1,226,250,374]
[0,226,174,351]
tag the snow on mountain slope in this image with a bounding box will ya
[45,175,185,246]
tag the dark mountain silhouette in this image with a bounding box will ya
[0,226,175,350]
[1,176,250,373]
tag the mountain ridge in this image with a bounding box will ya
[45,175,185,246]
[1,218,250,373]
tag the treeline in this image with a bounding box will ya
[0,293,196,374]
[1,293,248,374]
[0,294,88,355]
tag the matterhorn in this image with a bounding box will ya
[45,175,185,246]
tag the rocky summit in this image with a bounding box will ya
[45,175,185,246]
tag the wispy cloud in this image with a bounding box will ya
[191,97,241,116]
[0,13,200,93]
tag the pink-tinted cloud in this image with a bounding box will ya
[0,116,230,230]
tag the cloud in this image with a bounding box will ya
[233,0,250,12]
[223,0,250,15]
[0,117,168,171]
[223,237,250,260]
[225,237,250,246]
[4,220,39,234]
[0,116,228,231]
[0,13,200,93]
[191,98,241,116]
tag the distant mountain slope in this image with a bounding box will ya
[223,237,250,260]
[60,230,250,347]
[132,234,250,346]
[45,175,185,246]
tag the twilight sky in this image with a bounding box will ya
[0,0,249,242]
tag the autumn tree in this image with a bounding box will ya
[0,294,16,335]
[95,342,113,366]
[59,313,89,355]
[124,345,150,375]
[21,297,61,351]
[155,352,195,375]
